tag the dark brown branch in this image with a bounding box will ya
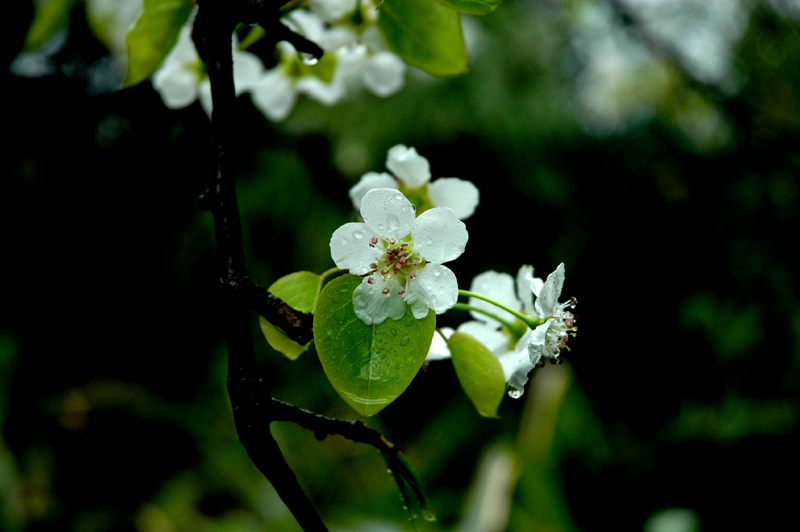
[220,274,314,345]
[270,399,396,449]
[193,1,327,530]
[191,1,427,529]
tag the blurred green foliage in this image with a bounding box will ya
[4,1,800,531]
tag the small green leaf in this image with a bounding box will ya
[378,0,469,76]
[382,449,436,522]
[313,275,435,417]
[448,332,506,417]
[436,0,502,16]
[124,0,195,88]
[23,0,78,52]
[260,271,321,360]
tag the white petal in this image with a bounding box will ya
[426,327,454,361]
[457,321,510,354]
[404,264,459,317]
[360,188,416,240]
[329,222,382,274]
[362,52,406,97]
[412,207,468,264]
[386,145,431,188]
[251,69,297,121]
[353,277,407,325]
[318,26,358,51]
[198,79,212,117]
[467,271,520,326]
[426,177,480,219]
[535,263,565,318]
[498,345,536,393]
[233,50,264,94]
[348,172,398,211]
[308,0,357,22]
[296,75,345,106]
[284,9,327,44]
[516,265,536,315]
[153,65,199,109]
[524,322,551,366]
[525,267,545,299]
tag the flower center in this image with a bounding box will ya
[366,237,425,295]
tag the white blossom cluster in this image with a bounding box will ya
[152,0,406,120]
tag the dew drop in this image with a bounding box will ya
[433,270,441,277]
[399,336,410,347]
[425,237,434,246]
[301,53,319,65]
[353,230,365,239]
[390,328,398,337]
[507,388,524,399]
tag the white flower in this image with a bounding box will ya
[428,263,577,396]
[152,23,210,112]
[250,7,405,121]
[330,188,469,325]
[152,14,264,116]
[250,10,350,121]
[526,263,577,362]
[349,145,480,220]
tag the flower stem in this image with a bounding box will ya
[319,267,346,284]
[451,303,519,332]
[458,290,543,329]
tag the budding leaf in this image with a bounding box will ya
[314,275,435,417]
[382,449,436,523]
[435,0,502,16]
[23,0,78,53]
[124,0,194,88]
[260,271,321,360]
[378,0,469,77]
[448,332,506,418]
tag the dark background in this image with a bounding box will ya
[3,1,799,531]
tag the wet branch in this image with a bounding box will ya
[191,1,418,530]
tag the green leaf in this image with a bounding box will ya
[448,332,506,418]
[259,271,321,360]
[23,0,78,52]
[124,0,195,88]
[378,0,469,76]
[313,275,435,417]
[436,0,502,15]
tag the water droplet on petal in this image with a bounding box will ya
[301,53,319,65]
[507,388,524,399]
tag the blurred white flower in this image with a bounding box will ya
[330,188,468,325]
[152,16,264,116]
[349,145,480,219]
[251,7,405,121]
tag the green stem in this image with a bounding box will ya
[458,290,543,329]
[319,267,346,284]
[451,303,519,333]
